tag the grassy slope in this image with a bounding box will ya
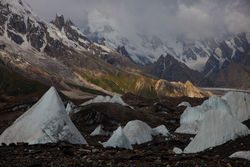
[0,66,48,96]
[81,70,156,97]
[80,70,207,98]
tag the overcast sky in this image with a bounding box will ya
[24,0,250,40]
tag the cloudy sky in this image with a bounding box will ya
[24,0,250,40]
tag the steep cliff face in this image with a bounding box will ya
[203,33,250,76]
[208,63,250,89]
[143,33,250,89]
[144,54,210,86]
[155,80,212,98]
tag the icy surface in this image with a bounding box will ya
[153,125,170,137]
[178,102,191,107]
[184,109,250,153]
[102,127,133,150]
[222,91,250,122]
[66,102,74,114]
[80,95,130,107]
[0,87,87,145]
[123,120,155,145]
[173,147,183,154]
[230,151,250,160]
[175,96,231,134]
[110,95,129,106]
[90,125,110,136]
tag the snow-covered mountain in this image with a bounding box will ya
[203,33,250,76]
[82,10,222,72]
[82,10,250,75]
[144,54,210,86]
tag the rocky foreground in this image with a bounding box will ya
[0,94,249,167]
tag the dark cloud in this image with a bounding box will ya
[24,0,250,40]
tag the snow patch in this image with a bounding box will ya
[94,43,111,53]
[102,127,133,150]
[238,47,244,52]
[0,87,87,145]
[225,40,236,58]
[215,48,222,58]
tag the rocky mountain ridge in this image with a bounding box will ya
[144,54,210,86]
[203,33,250,76]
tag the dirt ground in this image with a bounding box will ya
[0,94,249,167]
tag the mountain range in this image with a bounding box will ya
[0,0,213,99]
[82,10,250,89]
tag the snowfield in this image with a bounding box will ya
[0,87,87,145]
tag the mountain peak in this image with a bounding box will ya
[52,14,65,30]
